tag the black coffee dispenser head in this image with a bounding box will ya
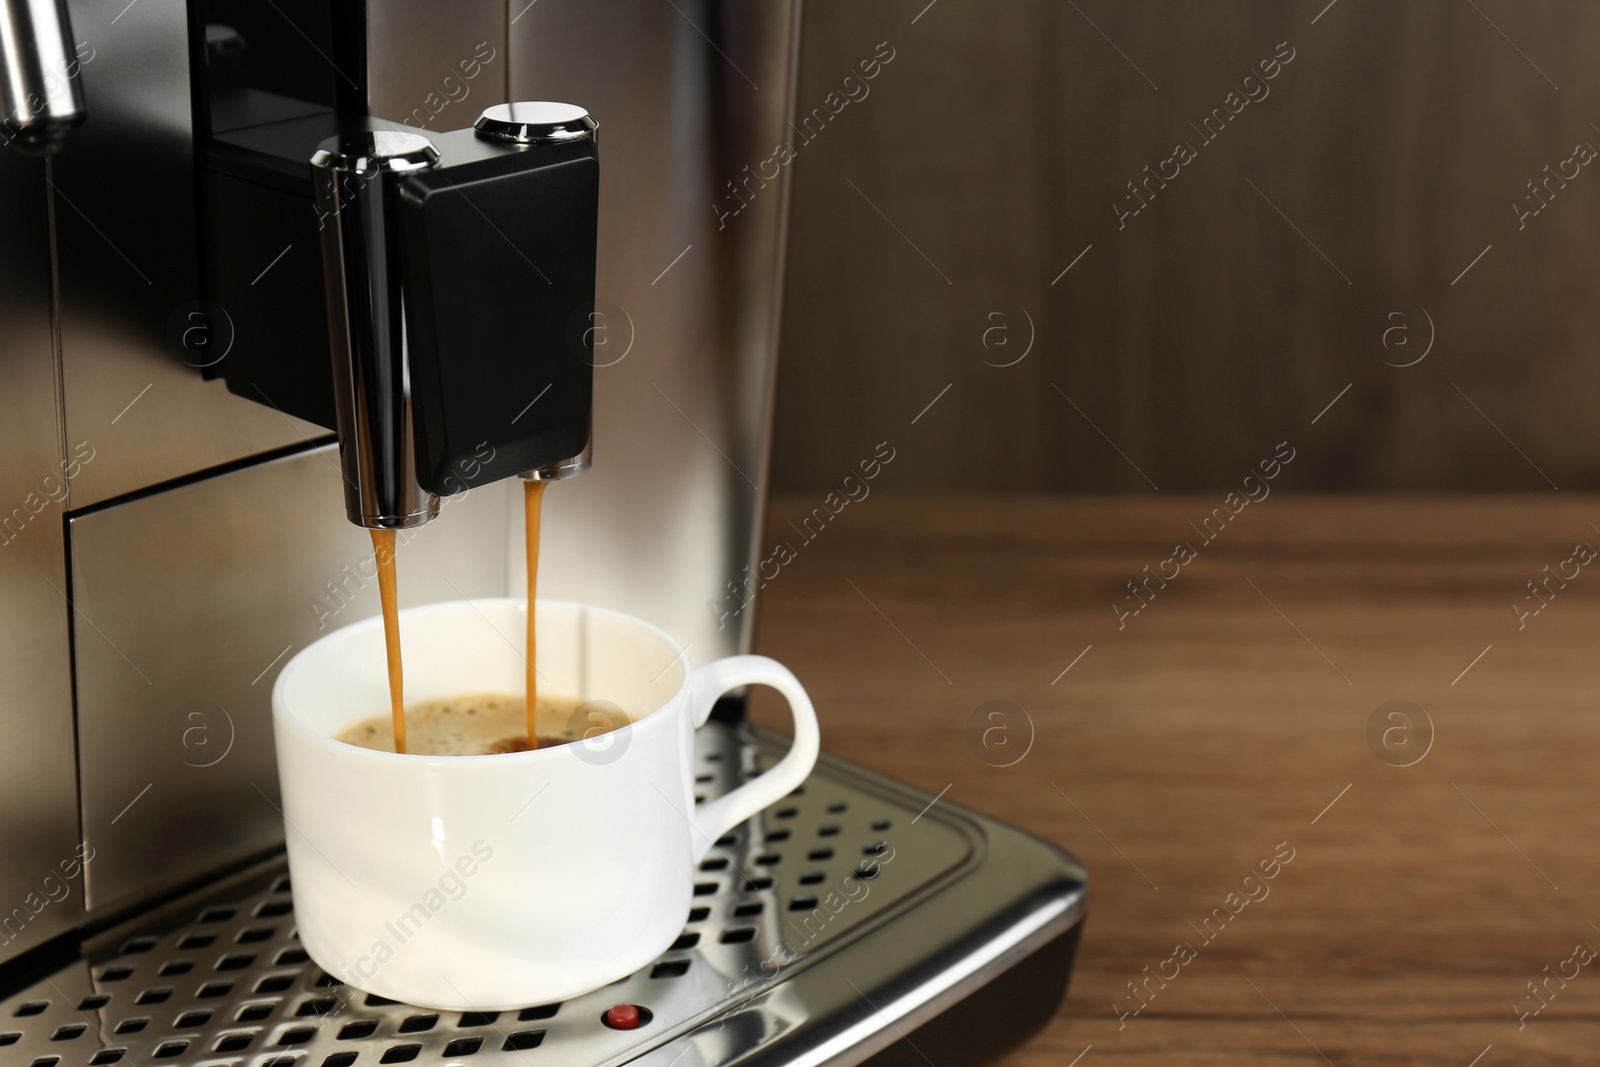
[309,105,599,529]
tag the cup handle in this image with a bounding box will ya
[688,655,820,860]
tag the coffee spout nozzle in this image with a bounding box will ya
[520,429,592,483]
[311,130,443,530]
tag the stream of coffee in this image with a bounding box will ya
[524,479,546,748]
[371,529,406,754]
[370,481,548,755]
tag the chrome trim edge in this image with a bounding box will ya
[808,894,1082,1067]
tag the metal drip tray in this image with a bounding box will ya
[0,726,1086,1067]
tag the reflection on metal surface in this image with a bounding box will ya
[54,0,315,509]
[70,445,512,915]
[365,0,507,131]
[0,724,1085,1067]
[506,0,801,664]
[0,125,83,966]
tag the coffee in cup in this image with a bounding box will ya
[335,692,630,756]
[272,598,820,1009]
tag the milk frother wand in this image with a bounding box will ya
[0,0,85,154]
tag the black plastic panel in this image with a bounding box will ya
[199,162,339,430]
[200,115,598,474]
[195,0,340,136]
[399,139,597,492]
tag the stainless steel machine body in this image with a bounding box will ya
[0,2,1087,1063]
[0,0,796,946]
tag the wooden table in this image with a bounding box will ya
[748,494,1600,1066]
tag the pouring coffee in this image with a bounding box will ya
[310,108,600,756]
[274,101,816,1010]
[367,478,559,755]
[353,476,614,757]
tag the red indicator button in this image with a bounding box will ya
[604,1004,642,1030]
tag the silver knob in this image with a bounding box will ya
[309,130,439,175]
[474,102,597,145]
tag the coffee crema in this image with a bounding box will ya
[337,692,630,757]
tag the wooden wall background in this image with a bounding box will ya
[771,0,1600,492]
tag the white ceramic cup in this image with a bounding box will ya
[271,598,820,1010]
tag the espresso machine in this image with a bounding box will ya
[0,0,1085,1063]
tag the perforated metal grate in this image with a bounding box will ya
[0,726,976,1067]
